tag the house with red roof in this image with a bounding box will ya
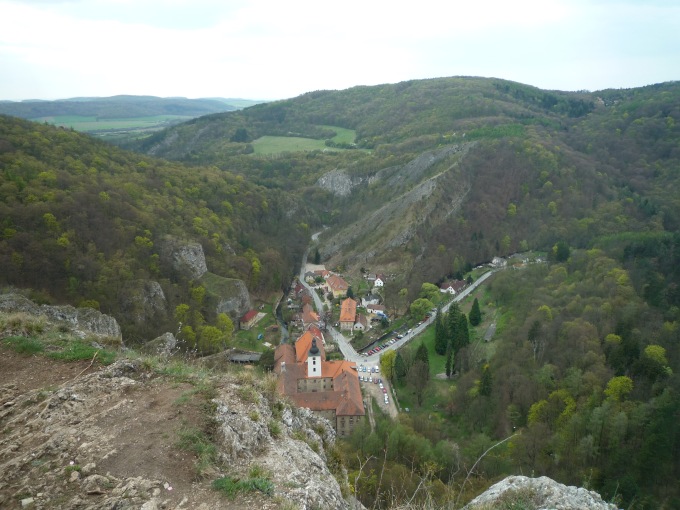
[339,297,357,332]
[239,309,259,330]
[327,275,349,298]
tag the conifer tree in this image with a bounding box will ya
[445,343,453,378]
[395,351,407,382]
[458,313,470,349]
[469,297,482,326]
[447,303,461,349]
[479,363,492,396]
[415,343,430,380]
[434,306,448,355]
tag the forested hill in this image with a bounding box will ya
[0,95,254,120]
[0,115,316,341]
[2,76,680,508]
[132,77,680,296]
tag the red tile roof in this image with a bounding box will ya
[327,275,348,292]
[339,298,357,323]
[240,309,258,322]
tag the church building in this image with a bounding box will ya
[274,326,365,436]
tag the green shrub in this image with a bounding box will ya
[47,341,116,364]
[1,336,45,355]
[177,427,217,477]
[212,473,274,498]
[268,420,282,438]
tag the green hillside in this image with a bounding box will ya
[2,76,680,508]
[128,78,680,508]
[0,115,316,341]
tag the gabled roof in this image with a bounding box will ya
[366,303,386,312]
[240,309,258,322]
[355,313,368,328]
[294,329,326,363]
[302,303,319,324]
[340,298,357,323]
[274,331,365,419]
[327,275,349,291]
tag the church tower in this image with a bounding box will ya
[307,338,321,378]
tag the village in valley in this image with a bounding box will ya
[229,253,536,437]
[269,261,475,437]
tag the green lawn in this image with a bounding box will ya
[233,302,280,352]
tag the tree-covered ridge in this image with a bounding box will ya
[133,77,591,163]
[0,95,244,120]
[0,115,314,339]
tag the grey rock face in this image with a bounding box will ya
[316,169,367,197]
[0,293,122,341]
[158,237,208,280]
[119,280,167,327]
[212,278,251,320]
[464,475,619,510]
[140,332,177,356]
[213,382,350,510]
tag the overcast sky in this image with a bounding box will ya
[1,0,678,101]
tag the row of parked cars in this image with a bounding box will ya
[365,337,397,356]
[359,375,382,384]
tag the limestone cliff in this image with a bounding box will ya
[157,236,209,280]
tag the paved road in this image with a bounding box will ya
[297,240,497,364]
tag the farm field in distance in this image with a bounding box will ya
[34,114,193,142]
[252,125,363,155]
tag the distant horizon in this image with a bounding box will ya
[2,0,679,102]
[2,75,679,105]
[0,95,270,103]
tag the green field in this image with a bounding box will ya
[35,115,193,133]
[251,125,360,155]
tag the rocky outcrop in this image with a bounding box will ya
[316,168,368,197]
[214,379,349,510]
[199,273,251,321]
[139,332,177,357]
[0,359,355,509]
[119,280,168,328]
[464,475,619,510]
[317,144,473,271]
[0,293,122,342]
[158,236,208,280]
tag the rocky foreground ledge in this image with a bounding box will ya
[464,475,619,510]
[0,357,350,509]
